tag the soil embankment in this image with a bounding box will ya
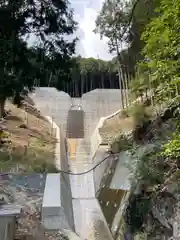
[0,96,57,173]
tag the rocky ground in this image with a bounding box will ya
[0,173,70,240]
[0,97,64,239]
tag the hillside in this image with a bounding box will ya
[0,98,57,173]
[100,99,180,239]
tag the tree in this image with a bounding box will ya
[141,0,180,102]
[94,0,133,108]
[66,57,119,96]
[127,0,159,64]
[0,0,77,117]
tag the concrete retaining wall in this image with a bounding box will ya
[0,216,15,240]
[90,96,135,158]
[31,88,123,138]
[42,117,74,231]
[31,88,71,133]
[42,174,73,230]
[90,106,127,194]
[93,146,114,194]
[82,89,123,137]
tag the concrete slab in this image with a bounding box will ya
[42,174,62,217]
[109,152,131,191]
[72,199,113,240]
[42,174,74,230]
[42,215,70,231]
[69,161,95,198]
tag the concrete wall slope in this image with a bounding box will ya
[82,89,123,137]
[31,87,71,132]
[42,116,74,231]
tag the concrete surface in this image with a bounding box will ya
[42,174,62,217]
[110,152,131,191]
[31,88,71,132]
[81,89,122,137]
[72,199,113,240]
[42,174,74,231]
[66,110,84,138]
[31,88,123,137]
[0,216,16,240]
[93,146,112,194]
[32,88,131,239]
[0,205,21,240]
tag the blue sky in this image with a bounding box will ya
[71,0,114,60]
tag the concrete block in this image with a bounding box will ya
[42,174,62,218]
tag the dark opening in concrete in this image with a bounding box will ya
[66,109,84,138]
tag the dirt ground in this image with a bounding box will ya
[99,112,135,144]
[99,103,157,144]
[0,100,57,173]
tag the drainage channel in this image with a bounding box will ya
[67,137,113,240]
[31,90,126,239]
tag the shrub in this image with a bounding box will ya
[128,103,151,127]
[110,133,133,153]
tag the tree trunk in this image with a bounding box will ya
[118,67,125,109]
[85,74,88,93]
[101,74,104,88]
[90,74,93,91]
[81,74,84,97]
[109,73,112,88]
[0,96,6,118]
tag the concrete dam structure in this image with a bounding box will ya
[32,88,123,136]
[31,87,130,239]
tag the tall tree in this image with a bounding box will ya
[94,0,131,108]
[0,0,77,117]
[141,0,180,102]
[127,0,159,64]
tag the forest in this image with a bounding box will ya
[0,0,180,238]
[0,0,179,113]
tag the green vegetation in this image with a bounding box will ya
[0,0,180,237]
[95,0,180,238]
[0,0,77,117]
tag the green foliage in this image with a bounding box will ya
[134,232,147,240]
[0,0,77,115]
[161,132,180,159]
[120,108,129,118]
[128,103,151,126]
[141,0,180,102]
[94,0,129,53]
[66,57,120,97]
[94,0,159,75]
[127,0,159,63]
[134,147,166,187]
[110,133,133,153]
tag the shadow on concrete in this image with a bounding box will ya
[66,110,84,139]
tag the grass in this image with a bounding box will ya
[99,111,135,144]
[0,102,57,173]
[99,104,156,144]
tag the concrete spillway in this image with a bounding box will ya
[31,88,122,136]
[31,87,127,239]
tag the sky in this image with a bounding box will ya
[28,0,114,61]
[70,0,114,60]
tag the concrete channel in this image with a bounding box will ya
[31,88,131,239]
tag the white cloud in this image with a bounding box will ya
[74,0,115,60]
[27,0,115,60]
